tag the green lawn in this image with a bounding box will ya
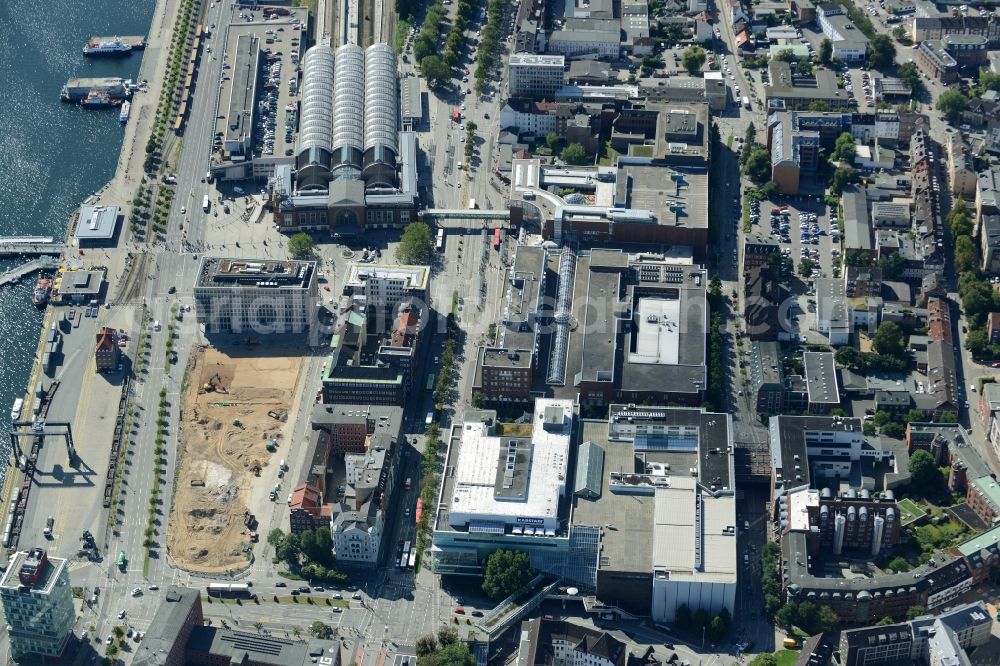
[775,650,800,666]
[897,498,927,527]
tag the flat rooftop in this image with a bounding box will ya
[652,477,737,583]
[213,7,307,165]
[196,257,316,290]
[344,264,430,292]
[225,34,261,145]
[509,53,565,68]
[572,420,654,575]
[0,549,66,594]
[618,167,709,232]
[57,268,104,296]
[803,351,840,405]
[74,205,119,241]
[439,399,574,532]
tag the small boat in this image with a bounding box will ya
[11,398,23,422]
[119,100,131,124]
[32,277,52,308]
[80,91,121,108]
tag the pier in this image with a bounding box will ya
[0,258,57,289]
[0,237,66,258]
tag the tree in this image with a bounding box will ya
[831,132,857,164]
[872,411,891,427]
[830,167,859,195]
[909,450,940,489]
[872,321,905,357]
[680,46,707,74]
[309,621,334,639]
[869,34,897,68]
[887,557,911,574]
[288,232,315,259]
[745,122,757,148]
[481,549,533,599]
[876,616,897,626]
[877,252,905,279]
[808,100,831,112]
[774,48,797,62]
[561,143,588,165]
[796,59,813,75]
[905,409,926,424]
[954,235,979,274]
[818,38,833,65]
[437,627,459,647]
[966,328,990,358]
[815,605,839,633]
[416,635,439,657]
[937,90,968,121]
[981,67,1000,93]
[434,642,476,666]
[775,602,798,628]
[748,656,778,666]
[396,221,434,265]
[906,605,927,620]
[421,55,451,88]
[676,603,693,629]
[742,147,772,183]
[882,422,905,438]
[937,411,958,424]
[897,61,924,95]
[267,528,285,548]
[798,258,818,278]
[546,132,559,150]
[708,615,726,640]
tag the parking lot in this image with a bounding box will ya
[747,192,842,343]
[213,10,305,160]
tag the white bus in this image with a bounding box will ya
[742,95,751,110]
[202,195,210,212]
[206,583,252,598]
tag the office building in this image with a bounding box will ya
[818,5,870,62]
[0,549,75,661]
[517,618,627,666]
[322,264,429,405]
[194,257,318,335]
[803,352,840,414]
[508,54,566,98]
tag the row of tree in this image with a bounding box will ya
[675,605,732,641]
[416,628,476,666]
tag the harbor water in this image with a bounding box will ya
[0,0,154,485]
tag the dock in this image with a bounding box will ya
[86,35,146,49]
[0,258,57,289]
[0,237,66,258]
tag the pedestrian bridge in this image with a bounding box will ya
[421,208,510,222]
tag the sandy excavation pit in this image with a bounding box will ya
[168,346,304,573]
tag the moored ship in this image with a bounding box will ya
[32,277,52,308]
[83,36,132,56]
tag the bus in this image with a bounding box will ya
[400,551,408,568]
[468,198,477,210]
[206,583,253,598]
[408,551,417,569]
[742,95,751,110]
[435,227,444,252]
[117,551,126,571]
[493,227,502,250]
[202,195,210,212]
[426,373,436,392]
[453,107,460,123]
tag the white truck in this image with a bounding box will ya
[742,95,751,110]
[202,195,211,212]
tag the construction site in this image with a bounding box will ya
[168,345,304,573]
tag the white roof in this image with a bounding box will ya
[787,488,820,532]
[652,477,737,582]
[629,298,681,366]
[448,399,572,529]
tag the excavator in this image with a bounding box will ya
[203,372,227,394]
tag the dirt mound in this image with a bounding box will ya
[168,346,303,573]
